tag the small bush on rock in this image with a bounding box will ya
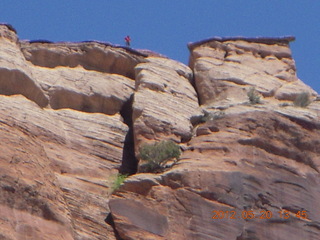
[112,174,128,191]
[279,102,291,107]
[247,87,261,104]
[199,111,225,123]
[139,140,180,173]
[293,92,311,108]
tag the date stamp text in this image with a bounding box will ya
[212,210,308,220]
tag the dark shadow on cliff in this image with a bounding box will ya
[236,229,260,240]
[119,94,138,175]
[105,213,124,240]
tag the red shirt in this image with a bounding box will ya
[125,36,131,42]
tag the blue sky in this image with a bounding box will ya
[1,1,319,93]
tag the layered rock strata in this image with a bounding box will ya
[0,23,319,240]
[110,37,320,240]
[188,36,317,107]
[0,24,139,240]
[132,57,201,152]
[0,23,201,239]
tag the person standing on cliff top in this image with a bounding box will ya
[124,35,131,47]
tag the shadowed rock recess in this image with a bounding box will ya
[0,24,319,240]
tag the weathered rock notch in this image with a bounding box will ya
[119,94,138,175]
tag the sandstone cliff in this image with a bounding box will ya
[0,24,319,240]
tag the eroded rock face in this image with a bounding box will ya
[109,37,320,240]
[20,41,146,79]
[132,57,201,153]
[0,98,74,240]
[0,24,140,240]
[0,26,48,107]
[189,37,317,107]
[33,67,135,114]
[1,23,320,240]
[0,94,131,240]
[110,105,320,240]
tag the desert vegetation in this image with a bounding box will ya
[293,92,311,107]
[247,87,261,104]
[139,140,180,173]
[112,174,128,191]
[199,111,225,123]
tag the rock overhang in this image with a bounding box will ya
[0,23,17,33]
[188,36,296,50]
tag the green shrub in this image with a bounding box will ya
[293,92,311,107]
[279,102,291,107]
[247,87,261,104]
[112,174,128,191]
[139,140,180,173]
[199,111,225,123]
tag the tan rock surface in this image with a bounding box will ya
[111,106,320,240]
[132,57,201,153]
[0,94,126,239]
[20,41,146,79]
[0,24,137,240]
[1,23,320,240]
[0,26,48,108]
[109,37,320,240]
[189,37,317,106]
[32,66,135,114]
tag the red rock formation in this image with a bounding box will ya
[132,57,201,152]
[188,36,317,107]
[110,37,320,240]
[0,24,319,240]
[0,24,138,240]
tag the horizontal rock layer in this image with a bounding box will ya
[132,57,201,153]
[111,107,320,239]
[189,37,317,107]
[110,38,320,239]
[0,24,140,240]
